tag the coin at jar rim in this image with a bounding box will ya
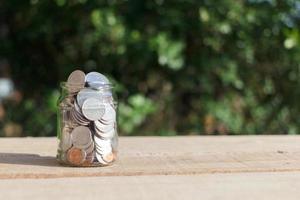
[67,147,86,165]
[77,88,104,108]
[85,72,110,89]
[82,98,106,121]
[66,70,86,93]
[71,126,93,149]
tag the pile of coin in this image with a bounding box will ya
[58,70,117,166]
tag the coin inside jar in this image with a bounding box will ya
[94,135,112,154]
[67,147,86,165]
[71,126,93,149]
[100,103,116,123]
[102,152,114,163]
[82,98,106,121]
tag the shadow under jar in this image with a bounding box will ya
[57,71,118,167]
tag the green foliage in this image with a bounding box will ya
[0,0,300,136]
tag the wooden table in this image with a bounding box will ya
[0,136,300,199]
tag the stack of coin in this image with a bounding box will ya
[57,70,117,166]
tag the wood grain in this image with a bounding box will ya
[0,136,299,179]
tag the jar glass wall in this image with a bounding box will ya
[57,71,118,167]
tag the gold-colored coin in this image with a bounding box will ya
[67,147,86,165]
[102,152,114,163]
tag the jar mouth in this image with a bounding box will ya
[60,82,114,90]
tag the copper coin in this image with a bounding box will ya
[102,152,114,163]
[67,147,86,165]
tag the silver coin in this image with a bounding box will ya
[97,127,115,140]
[82,98,106,121]
[94,120,114,133]
[94,135,112,154]
[77,88,103,108]
[85,72,110,89]
[69,109,80,125]
[71,126,93,149]
[74,109,90,125]
[74,100,82,112]
[95,152,108,165]
[95,149,114,164]
[70,108,89,126]
[100,103,116,122]
[72,102,90,125]
[85,141,95,154]
[66,70,85,93]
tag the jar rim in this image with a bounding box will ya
[60,82,114,90]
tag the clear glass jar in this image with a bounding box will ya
[57,82,118,167]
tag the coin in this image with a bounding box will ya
[101,128,115,139]
[94,120,114,133]
[95,152,108,165]
[82,98,105,121]
[77,88,103,108]
[70,108,89,126]
[85,72,110,89]
[95,125,115,139]
[66,70,85,93]
[71,126,93,149]
[100,103,116,122]
[67,147,86,165]
[83,152,94,165]
[94,136,112,154]
[102,152,114,163]
[84,140,95,154]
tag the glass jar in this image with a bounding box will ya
[57,82,118,167]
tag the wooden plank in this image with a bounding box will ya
[0,136,299,179]
[1,173,300,200]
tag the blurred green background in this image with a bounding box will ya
[0,0,300,137]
